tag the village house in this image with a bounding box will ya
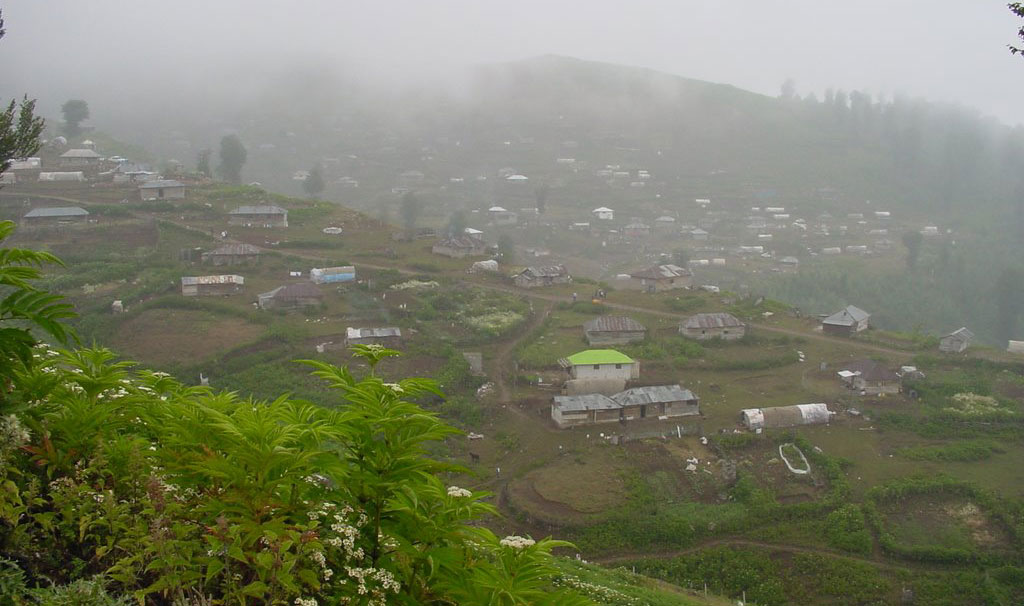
[513,265,571,289]
[345,327,402,346]
[464,227,484,240]
[822,305,870,336]
[139,179,186,201]
[58,148,102,168]
[257,282,323,310]
[310,266,356,284]
[559,349,639,395]
[627,264,693,292]
[228,205,289,228]
[837,359,901,395]
[201,243,261,266]
[592,207,614,221]
[680,313,746,341]
[690,228,709,241]
[487,206,518,226]
[741,403,832,431]
[583,316,647,346]
[939,327,974,354]
[22,207,89,225]
[623,221,651,238]
[180,275,244,297]
[551,384,700,428]
[431,235,487,259]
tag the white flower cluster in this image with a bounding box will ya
[383,383,404,394]
[0,414,31,449]
[499,536,535,549]
[343,566,400,599]
[294,598,317,606]
[446,486,472,498]
[553,574,638,605]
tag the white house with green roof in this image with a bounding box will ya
[558,349,639,395]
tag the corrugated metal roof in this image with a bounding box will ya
[262,282,322,300]
[824,305,870,326]
[583,316,646,333]
[24,206,88,218]
[181,275,244,286]
[682,313,744,330]
[206,243,261,256]
[611,385,696,406]
[553,394,618,412]
[946,327,974,340]
[434,236,484,249]
[347,327,402,339]
[230,205,287,215]
[839,359,899,382]
[565,349,634,366]
[139,179,185,189]
[59,149,101,158]
[521,265,568,278]
[629,264,692,280]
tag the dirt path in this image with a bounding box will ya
[490,299,555,402]
[592,537,949,572]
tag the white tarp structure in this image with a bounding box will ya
[741,403,832,430]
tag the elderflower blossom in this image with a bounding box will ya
[383,383,404,394]
[499,536,535,549]
[447,486,472,498]
[294,598,317,606]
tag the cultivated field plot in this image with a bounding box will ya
[880,495,1013,553]
[111,308,266,366]
[507,447,630,525]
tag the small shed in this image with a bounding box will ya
[257,282,323,310]
[345,327,402,346]
[583,316,647,346]
[23,206,89,224]
[181,275,244,297]
[822,305,870,336]
[38,172,85,182]
[201,243,261,266]
[488,206,518,226]
[680,313,746,341]
[551,394,620,428]
[838,359,901,395]
[9,157,41,171]
[139,179,186,201]
[229,205,289,228]
[939,327,974,354]
[310,266,355,284]
[513,265,571,289]
[690,228,709,241]
[592,207,614,221]
[741,403,832,430]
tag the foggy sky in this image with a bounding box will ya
[2,0,1022,127]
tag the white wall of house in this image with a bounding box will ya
[570,362,639,381]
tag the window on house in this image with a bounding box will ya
[615,364,622,369]
[593,364,600,370]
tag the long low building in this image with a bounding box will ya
[740,403,832,431]
[181,275,244,296]
[552,384,699,428]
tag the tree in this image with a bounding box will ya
[0,11,45,177]
[1010,2,1024,56]
[60,99,89,137]
[671,248,691,267]
[901,230,923,270]
[196,148,212,177]
[303,163,325,198]
[217,134,247,184]
[534,183,549,214]
[995,266,1024,342]
[498,233,516,264]
[447,209,467,236]
[779,78,797,100]
[400,191,420,232]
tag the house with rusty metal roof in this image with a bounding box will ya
[257,282,323,310]
[513,265,571,289]
[583,316,647,346]
[679,312,746,341]
[228,205,288,228]
[837,359,900,395]
[431,235,487,259]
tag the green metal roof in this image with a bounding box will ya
[566,349,634,366]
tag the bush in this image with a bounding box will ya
[824,505,873,555]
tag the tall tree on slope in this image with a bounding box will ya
[0,10,45,177]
